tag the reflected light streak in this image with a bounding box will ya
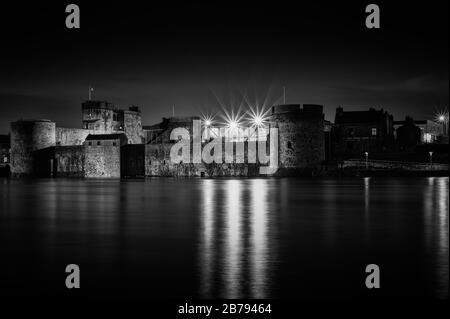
[223,180,242,298]
[200,179,215,297]
[436,178,449,298]
[250,179,269,298]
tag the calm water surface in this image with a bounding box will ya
[0,177,448,299]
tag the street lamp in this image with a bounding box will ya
[228,120,238,130]
[364,152,369,169]
[436,111,449,136]
[253,115,263,127]
[429,151,433,166]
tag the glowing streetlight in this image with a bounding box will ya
[253,115,263,127]
[204,119,212,127]
[228,120,238,130]
[435,110,449,136]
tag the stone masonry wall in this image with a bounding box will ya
[145,142,260,177]
[54,146,85,177]
[56,127,93,146]
[271,111,324,170]
[10,120,56,176]
[84,144,121,178]
[124,111,144,144]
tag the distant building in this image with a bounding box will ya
[0,134,10,176]
[394,119,443,144]
[323,120,334,162]
[0,134,10,164]
[333,106,394,158]
[395,117,422,151]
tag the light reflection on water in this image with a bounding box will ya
[0,177,448,299]
[424,177,449,298]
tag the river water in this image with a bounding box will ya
[0,177,448,299]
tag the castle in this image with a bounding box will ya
[8,101,326,178]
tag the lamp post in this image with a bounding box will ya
[438,114,448,136]
[429,151,433,167]
[364,152,369,170]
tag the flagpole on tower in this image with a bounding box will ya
[283,86,286,104]
[89,86,93,100]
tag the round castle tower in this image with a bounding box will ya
[269,104,325,173]
[10,119,56,176]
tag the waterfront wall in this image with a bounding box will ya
[270,104,325,170]
[10,120,56,176]
[343,159,449,171]
[84,144,121,178]
[145,142,261,177]
[54,146,85,177]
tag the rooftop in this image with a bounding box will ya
[85,133,126,141]
[335,107,391,124]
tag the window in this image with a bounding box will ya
[97,141,101,146]
[348,128,355,136]
[88,141,92,146]
[113,142,117,146]
[287,141,292,149]
[371,128,377,136]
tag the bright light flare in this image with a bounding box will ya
[253,116,263,126]
[435,110,449,123]
[227,120,239,130]
[247,105,271,129]
[201,113,215,127]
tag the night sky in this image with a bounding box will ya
[0,1,448,134]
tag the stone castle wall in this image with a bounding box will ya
[145,141,261,177]
[124,111,144,144]
[84,144,121,178]
[56,128,93,146]
[10,120,56,176]
[54,146,85,177]
[270,104,325,170]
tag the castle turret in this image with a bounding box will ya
[270,104,324,173]
[10,119,56,177]
[81,101,144,144]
